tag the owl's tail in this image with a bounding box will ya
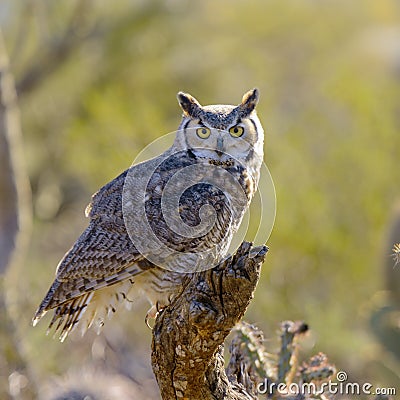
[47,291,95,342]
[33,279,135,342]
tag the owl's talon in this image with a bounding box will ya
[145,314,153,330]
[145,302,167,329]
[145,305,158,329]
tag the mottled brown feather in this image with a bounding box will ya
[33,170,148,326]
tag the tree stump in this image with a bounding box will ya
[151,241,268,400]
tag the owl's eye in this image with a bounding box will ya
[196,127,211,139]
[229,125,244,138]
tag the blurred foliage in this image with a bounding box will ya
[1,0,400,398]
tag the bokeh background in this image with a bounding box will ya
[1,0,399,399]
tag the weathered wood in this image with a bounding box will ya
[151,242,268,400]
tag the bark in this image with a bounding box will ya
[151,242,268,400]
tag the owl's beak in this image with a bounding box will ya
[216,136,224,156]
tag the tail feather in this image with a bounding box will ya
[42,280,135,341]
[32,263,145,340]
[45,292,92,342]
[58,293,93,342]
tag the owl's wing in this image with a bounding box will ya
[33,169,151,339]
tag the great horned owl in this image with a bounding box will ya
[33,89,264,341]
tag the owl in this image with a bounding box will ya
[33,89,264,341]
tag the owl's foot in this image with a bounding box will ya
[145,302,164,329]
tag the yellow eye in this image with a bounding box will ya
[229,125,244,138]
[196,127,211,139]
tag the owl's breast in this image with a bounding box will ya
[142,151,252,260]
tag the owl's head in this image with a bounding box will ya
[174,89,264,168]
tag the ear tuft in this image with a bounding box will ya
[238,88,259,117]
[177,92,202,117]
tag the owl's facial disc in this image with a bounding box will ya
[174,89,262,163]
[180,122,252,162]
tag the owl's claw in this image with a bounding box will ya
[145,302,165,329]
[145,304,158,329]
[145,313,153,330]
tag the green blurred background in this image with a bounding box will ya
[1,0,399,398]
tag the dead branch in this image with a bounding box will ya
[151,242,268,400]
